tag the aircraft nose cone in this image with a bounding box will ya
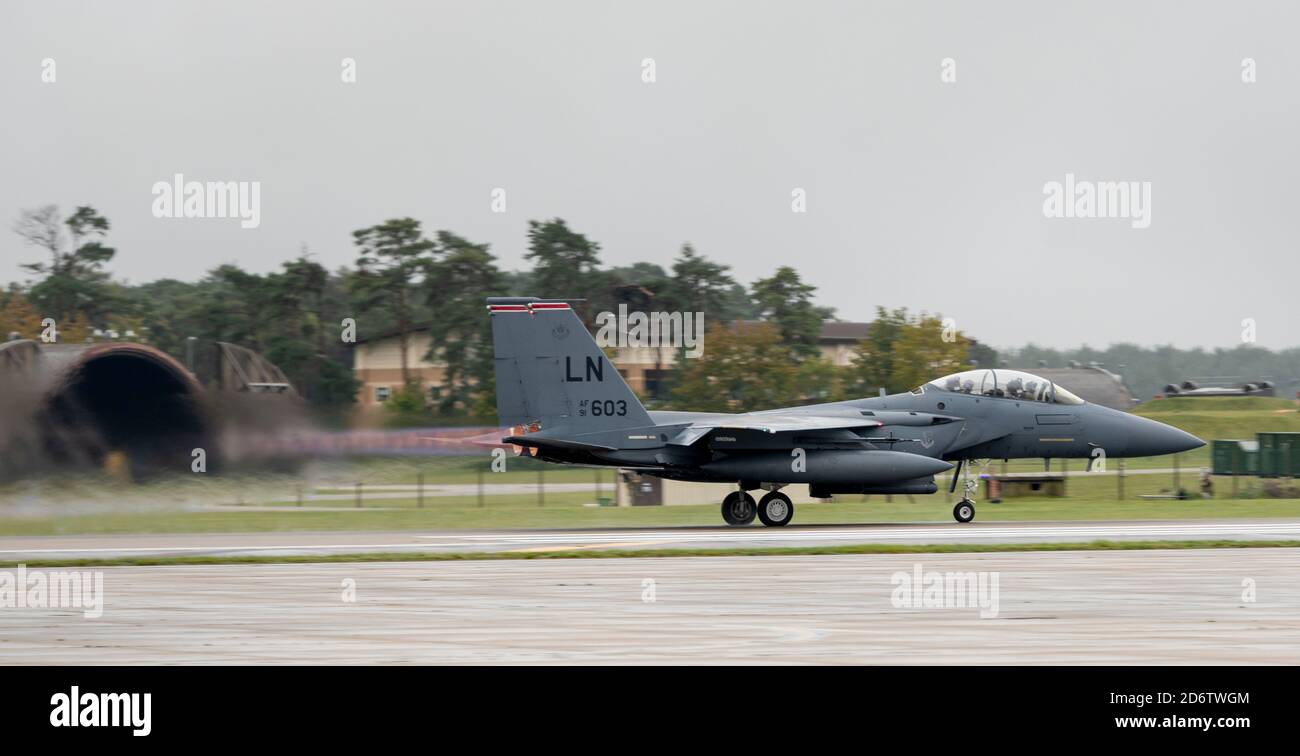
[1127,418,1205,457]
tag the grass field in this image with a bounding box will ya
[1129,395,1300,465]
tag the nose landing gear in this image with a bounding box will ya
[949,457,978,523]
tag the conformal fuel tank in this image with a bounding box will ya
[701,449,952,484]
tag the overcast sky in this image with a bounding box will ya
[2,0,1297,350]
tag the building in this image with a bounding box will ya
[352,321,872,409]
[352,330,443,406]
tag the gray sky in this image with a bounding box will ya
[2,0,1297,350]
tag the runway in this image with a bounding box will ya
[3,549,1297,664]
[3,518,1300,560]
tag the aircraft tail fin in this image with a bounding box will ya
[487,297,652,434]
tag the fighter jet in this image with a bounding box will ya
[486,297,1204,526]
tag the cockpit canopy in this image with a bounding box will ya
[923,369,1085,405]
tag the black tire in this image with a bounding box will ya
[757,491,795,527]
[953,499,975,523]
[721,491,756,526]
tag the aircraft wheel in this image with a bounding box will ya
[757,491,794,527]
[721,491,757,526]
[953,499,976,523]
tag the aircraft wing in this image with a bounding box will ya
[668,415,882,446]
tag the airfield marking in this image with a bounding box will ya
[421,521,1300,547]
[507,540,672,553]
[3,520,1300,558]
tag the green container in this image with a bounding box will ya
[1256,432,1300,477]
[1211,440,1258,476]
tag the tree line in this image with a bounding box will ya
[3,205,928,417]
[4,204,1296,420]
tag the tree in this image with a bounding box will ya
[0,285,42,341]
[13,205,116,324]
[607,262,670,298]
[351,218,438,387]
[671,322,802,412]
[123,261,358,409]
[719,282,756,321]
[750,266,833,359]
[966,340,999,370]
[424,231,504,416]
[265,254,358,408]
[120,278,205,356]
[524,218,603,321]
[886,313,970,392]
[281,253,330,355]
[796,357,845,405]
[845,306,907,396]
[382,383,432,426]
[191,264,276,349]
[665,244,739,321]
[845,308,968,395]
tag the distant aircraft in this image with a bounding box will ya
[486,298,1204,526]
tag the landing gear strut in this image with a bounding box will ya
[950,457,977,523]
[721,491,756,526]
[757,490,794,527]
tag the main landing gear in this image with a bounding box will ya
[757,490,794,527]
[953,499,976,523]
[721,489,794,527]
[721,491,756,526]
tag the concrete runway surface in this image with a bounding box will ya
[3,518,1300,560]
[3,549,1298,663]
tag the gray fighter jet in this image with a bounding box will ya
[487,297,1204,525]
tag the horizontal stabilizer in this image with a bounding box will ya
[501,435,618,452]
